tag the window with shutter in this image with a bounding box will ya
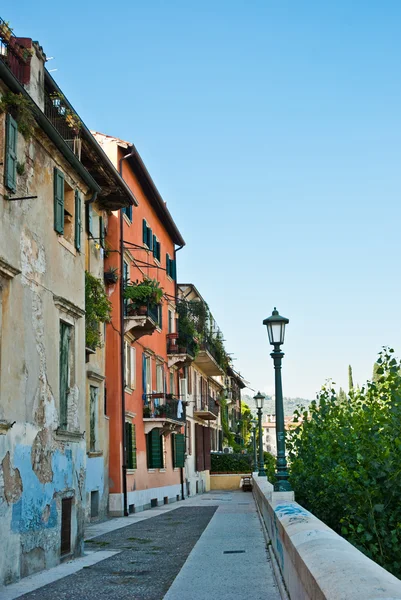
[147,428,163,468]
[132,423,137,469]
[156,241,161,262]
[153,235,157,258]
[173,433,185,468]
[99,216,105,248]
[5,114,17,192]
[125,421,132,468]
[195,424,205,471]
[166,254,170,277]
[74,190,82,251]
[203,428,211,470]
[59,321,71,429]
[187,420,192,455]
[142,219,148,244]
[123,205,132,221]
[54,168,65,234]
[147,227,153,251]
[86,203,93,235]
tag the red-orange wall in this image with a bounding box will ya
[105,144,182,496]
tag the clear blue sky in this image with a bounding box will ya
[8,1,401,398]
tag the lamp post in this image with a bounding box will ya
[251,419,258,471]
[254,392,265,476]
[263,308,292,492]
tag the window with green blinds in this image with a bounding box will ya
[5,114,17,192]
[54,168,65,234]
[74,190,81,251]
[172,433,185,468]
[147,428,163,468]
[125,422,137,469]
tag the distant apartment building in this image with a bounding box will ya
[0,22,133,584]
[262,414,299,456]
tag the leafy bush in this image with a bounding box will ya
[0,91,36,139]
[85,272,111,349]
[264,451,276,482]
[287,348,401,578]
[211,453,253,473]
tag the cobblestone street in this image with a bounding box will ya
[2,492,281,600]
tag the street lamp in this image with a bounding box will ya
[263,308,292,492]
[254,391,265,476]
[251,419,258,471]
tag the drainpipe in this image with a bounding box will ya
[119,146,135,517]
[174,244,185,500]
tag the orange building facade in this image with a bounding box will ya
[93,133,186,515]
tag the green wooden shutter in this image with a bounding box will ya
[54,168,64,234]
[166,254,170,277]
[125,421,132,468]
[148,227,153,251]
[59,322,70,429]
[132,424,137,469]
[74,190,81,251]
[99,216,105,248]
[86,203,93,235]
[172,259,176,281]
[174,434,185,468]
[5,114,17,192]
[156,241,161,262]
[158,304,162,329]
[142,219,147,244]
[148,428,162,468]
[153,235,157,258]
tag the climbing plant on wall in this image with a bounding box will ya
[85,271,111,349]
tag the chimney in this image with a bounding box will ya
[15,38,46,111]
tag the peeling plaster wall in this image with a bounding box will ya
[0,80,88,586]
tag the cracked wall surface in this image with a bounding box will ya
[0,83,88,586]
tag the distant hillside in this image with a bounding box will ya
[242,393,311,416]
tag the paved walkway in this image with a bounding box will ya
[2,491,281,600]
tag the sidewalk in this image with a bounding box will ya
[1,491,281,600]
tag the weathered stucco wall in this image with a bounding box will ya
[0,80,89,585]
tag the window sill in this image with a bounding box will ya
[87,451,103,458]
[126,469,136,474]
[147,469,156,473]
[124,387,133,395]
[159,469,166,473]
[55,428,84,442]
[58,236,77,256]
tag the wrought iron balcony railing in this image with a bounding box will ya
[124,302,161,326]
[143,394,186,423]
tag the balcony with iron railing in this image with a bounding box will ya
[0,19,31,85]
[166,333,197,368]
[143,394,186,434]
[193,394,219,421]
[44,89,82,158]
[124,301,161,339]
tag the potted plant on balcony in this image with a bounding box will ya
[0,21,12,42]
[143,406,151,418]
[104,266,119,285]
[123,278,163,316]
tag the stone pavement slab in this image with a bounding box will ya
[164,492,281,600]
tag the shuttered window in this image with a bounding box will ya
[142,219,154,250]
[5,113,17,192]
[74,190,82,251]
[204,428,211,470]
[122,205,132,221]
[59,321,71,429]
[147,428,163,468]
[186,420,192,455]
[152,235,161,262]
[125,422,137,469]
[86,203,93,235]
[195,423,204,471]
[166,254,176,280]
[54,168,65,234]
[99,216,105,248]
[172,433,185,468]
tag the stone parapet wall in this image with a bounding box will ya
[252,474,401,600]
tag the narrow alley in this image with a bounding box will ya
[2,492,281,600]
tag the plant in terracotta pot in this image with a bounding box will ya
[123,278,163,314]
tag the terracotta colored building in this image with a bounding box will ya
[93,132,186,515]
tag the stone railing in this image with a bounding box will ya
[252,474,401,600]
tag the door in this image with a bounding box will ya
[61,497,72,555]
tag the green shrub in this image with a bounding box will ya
[85,272,111,349]
[264,451,276,482]
[211,453,253,473]
[288,348,401,578]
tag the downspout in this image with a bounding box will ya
[119,146,135,517]
[174,244,185,500]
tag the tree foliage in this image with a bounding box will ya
[287,348,401,578]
